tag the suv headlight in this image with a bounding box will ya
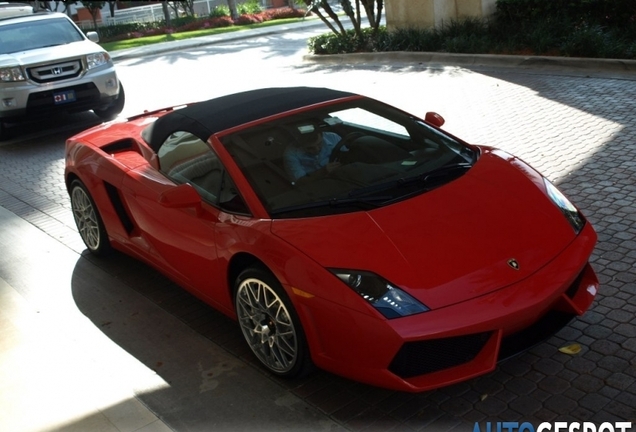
[544,178,585,234]
[0,67,26,82]
[330,269,429,319]
[86,52,110,70]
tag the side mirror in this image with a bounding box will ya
[425,112,445,127]
[159,183,201,208]
[86,31,99,43]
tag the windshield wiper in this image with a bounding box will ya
[36,43,66,48]
[348,161,472,199]
[270,196,391,216]
[401,162,472,186]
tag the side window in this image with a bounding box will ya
[157,131,249,214]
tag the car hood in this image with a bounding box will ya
[0,40,102,67]
[271,149,578,309]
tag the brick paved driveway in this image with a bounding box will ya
[0,63,634,431]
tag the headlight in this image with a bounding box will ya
[0,67,26,82]
[330,269,429,319]
[86,52,110,70]
[544,178,585,234]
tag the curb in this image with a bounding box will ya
[302,51,636,73]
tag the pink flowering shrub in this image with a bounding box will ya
[262,7,307,20]
[100,7,307,42]
[234,13,264,25]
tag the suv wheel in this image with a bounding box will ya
[94,82,125,121]
[0,121,8,141]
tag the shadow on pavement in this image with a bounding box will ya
[0,112,101,147]
[70,251,345,431]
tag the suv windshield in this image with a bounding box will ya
[222,98,478,218]
[0,17,84,54]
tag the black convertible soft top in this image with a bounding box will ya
[144,87,357,152]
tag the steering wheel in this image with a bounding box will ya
[329,132,365,163]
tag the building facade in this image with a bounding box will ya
[385,0,497,30]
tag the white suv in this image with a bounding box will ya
[0,11,124,140]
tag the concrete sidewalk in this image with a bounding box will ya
[0,205,171,432]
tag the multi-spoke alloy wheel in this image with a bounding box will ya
[235,267,311,377]
[70,180,111,255]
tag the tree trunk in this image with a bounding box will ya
[107,0,116,18]
[227,0,239,20]
[162,1,171,26]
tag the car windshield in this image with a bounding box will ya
[222,98,478,218]
[0,17,84,54]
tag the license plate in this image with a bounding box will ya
[53,90,76,105]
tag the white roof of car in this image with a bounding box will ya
[0,2,33,19]
[0,11,72,26]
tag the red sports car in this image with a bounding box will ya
[65,87,598,392]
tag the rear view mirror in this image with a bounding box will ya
[425,112,445,127]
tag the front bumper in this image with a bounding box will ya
[0,66,119,120]
[305,222,598,392]
[388,263,596,383]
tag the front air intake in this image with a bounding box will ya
[389,332,492,378]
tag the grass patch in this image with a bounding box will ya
[101,17,307,51]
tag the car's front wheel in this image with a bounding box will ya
[70,179,111,255]
[234,266,312,378]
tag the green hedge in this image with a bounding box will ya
[94,21,163,40]
[495,0,636,28]
[308,0,636,58]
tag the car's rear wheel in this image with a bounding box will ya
[70,179,111,256]
[234,267,312,378]
[94,82,125,121]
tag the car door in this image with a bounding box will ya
[121,131,241,305]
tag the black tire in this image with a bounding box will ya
[234,266,313,378]
[94,82,125,121]
[0,121,8,141]
[69,179,112,256]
